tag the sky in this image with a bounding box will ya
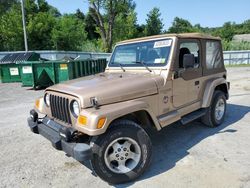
[46,0,250,29]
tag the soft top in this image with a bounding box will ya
[117,33,221,45]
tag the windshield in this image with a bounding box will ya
[109,39,172,67]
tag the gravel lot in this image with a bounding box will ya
[0,67,250,188]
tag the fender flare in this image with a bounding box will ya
[77,100,161,136]
[202,78,228,108]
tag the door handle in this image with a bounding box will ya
[195,81,199,85]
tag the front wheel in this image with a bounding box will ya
[202,90,227,127]
[90,120,152,184]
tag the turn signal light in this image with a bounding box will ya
[97,117,106,129]
[78,115,87,126]
[35,99,40,109]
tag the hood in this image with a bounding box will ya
[46,72,162,108]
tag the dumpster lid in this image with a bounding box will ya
[59,56,75,62]
[0,52,40,64]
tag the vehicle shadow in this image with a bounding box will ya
[115,103,250,187]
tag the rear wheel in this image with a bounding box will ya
[90,120,152,184]
[202,90,227,127]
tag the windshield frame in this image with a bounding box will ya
[108,37,174,69]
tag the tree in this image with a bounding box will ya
[135,24,146,38]
[24,0,39,16]
[89,0,136,52]
[75,9,85,21]
[37,0,61,17]
[27,12,56,50]
[51,15,87,50]
[113,10,138,43]
[0,0,18,16]
[0,3,24,51]
[144,7,163,36]
[241,20,250,34]
[168,17,198,33]
[84,11,99,40]
[213,22,235,42]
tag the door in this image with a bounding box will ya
[172,39,203,108]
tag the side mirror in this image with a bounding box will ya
[183,54,195,69]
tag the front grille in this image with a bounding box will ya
[50,94,72,124]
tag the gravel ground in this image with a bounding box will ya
[0,67,250,188]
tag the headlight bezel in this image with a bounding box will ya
[44,93,50,107]
[70,100,80,118]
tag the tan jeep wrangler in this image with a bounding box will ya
[28,33,230,184]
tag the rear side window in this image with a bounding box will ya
[206,41,223,69]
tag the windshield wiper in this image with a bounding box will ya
[119,63,126,72]
[135,61,152,72]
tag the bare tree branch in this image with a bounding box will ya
[88,0,132,52]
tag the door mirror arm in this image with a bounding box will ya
[172,71,179,79]
[172,69,186,79]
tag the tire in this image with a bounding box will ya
[201,90,227,127]
[90,120,152,184]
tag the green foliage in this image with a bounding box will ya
[24,0,39,16]
[240,20,250,34]
[27,12,56,50]
[84,11,99,40]
[166,17,250,50]
[212,22,235,42]
[134,24,146,38]
[0,0,61,51]
[0,3,23,51]
[144,7,163,36]
[1,0,250,52]
[89,0,136,52]
[113,10,138,43]
[75,8,85,21]
[51,15,87,51]
[222,40,250,51]
[81,40,102,52]
[37,0,61,17]
[168,17,199,33]
[0,0,18,16]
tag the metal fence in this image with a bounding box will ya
[223,50,250,65]
[0,51,111,61]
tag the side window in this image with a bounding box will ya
[206,41,223,69]
[179,42,200,69]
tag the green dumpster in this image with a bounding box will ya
[0,52,40,83]
[20,61,55,88]
[20,59,107,88]
[0,64,21,83]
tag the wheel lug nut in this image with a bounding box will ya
[125,153,128,156]
[116,154,119,157]
[123,148,127,151]
[118,148,121,152]
[120,157,124,160]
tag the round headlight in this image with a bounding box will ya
[71,100,80,117]
[44,93,50,107]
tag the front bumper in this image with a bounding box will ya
[27,110,92,162]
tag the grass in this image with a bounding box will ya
[225,63,250,67]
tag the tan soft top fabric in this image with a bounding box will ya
[117,33,221,45]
